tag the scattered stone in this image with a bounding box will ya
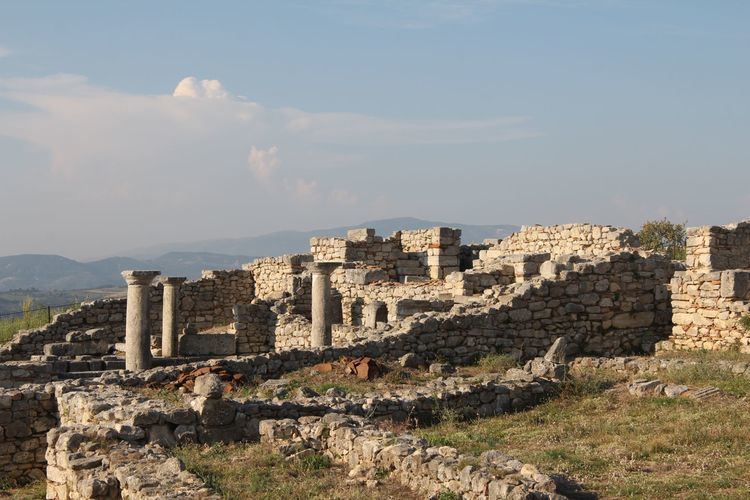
[429,363,455,375]
[193,373,224,399]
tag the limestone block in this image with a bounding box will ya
[346,228,375,243]
[720,270,750,298]
[178,333,236,356]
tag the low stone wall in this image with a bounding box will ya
[259,414,562,499]
[481,223,639,260]
[1,269,255,361]
[0,384,57,485]
[570,354,750,378]
[0,362,55,389]
[46,424,217,499]
[665,269,750,352]
[0,299,126,362]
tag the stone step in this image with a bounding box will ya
[57,371,106,380]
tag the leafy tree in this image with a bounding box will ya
[638,218,687,260]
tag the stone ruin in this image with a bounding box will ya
[1,220,749,498]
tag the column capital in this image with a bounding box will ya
[121,270,161,286]
[162,276,188,286]
[305,261,344,275]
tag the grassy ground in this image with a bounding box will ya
[0,304,80,344]
[417,367,750,499]
[172,442,420,500]
[0,480,45,499]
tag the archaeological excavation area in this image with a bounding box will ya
[2,221,750,499]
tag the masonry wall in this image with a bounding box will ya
[0,300,127,362]
[481,223,639,260]
[0,384,57,485]
[684,221,750,271]
[1,270,255,361]
[663,221,750,353]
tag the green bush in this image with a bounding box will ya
[739,315,750,332]
[638,218,687,260]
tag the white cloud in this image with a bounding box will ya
[0,74,537,256]
[173,76,230,99]
[248,145,280,181]
[0,46,10,58]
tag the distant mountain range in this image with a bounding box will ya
[0,218,519,292]
[126,217,519,259]
[0,252,252,292]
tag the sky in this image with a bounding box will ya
[0,0,748,260]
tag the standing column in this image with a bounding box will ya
[161,276,186,357]
[306,261,342,347]
[121,270,160,371]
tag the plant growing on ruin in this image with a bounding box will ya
[740,315,750,332]
[638,218,687,260]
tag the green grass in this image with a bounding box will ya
[171,442,419,500]
[416,370,750,499]
[0,479,46,499]
[0,304,79,344]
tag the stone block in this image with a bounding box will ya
[345,268,389,285]
[720,270,750,298]
[346,228,375,242]
[179,334,236,356]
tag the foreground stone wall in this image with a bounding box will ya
[260,414,562,499]
[664,220,750,352]
[0,384,57,484]
[481,223,639,260]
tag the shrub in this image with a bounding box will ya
[638,218,687,260]
[739,315,750,332]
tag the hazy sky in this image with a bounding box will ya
[1,1,748,259]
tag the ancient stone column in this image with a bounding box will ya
[161,276,187,357]
[121,270,160,371]
[306,261,342,347]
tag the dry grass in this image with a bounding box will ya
[0,480,46,499]
[172,442,419,500]
[0,304,79,344]
[417,369,750,499]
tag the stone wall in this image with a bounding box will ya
[0,299,126,362]
[663,221,750,352]
[0,384,57,485]
[243,254,312,300]
[260,414,562,499]
[481,223,639,260]
[685,221,750,271]
[1,270,255,361]
[231,302,275,355]
[309,227,461,281]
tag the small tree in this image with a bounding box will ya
[638,218,687,260]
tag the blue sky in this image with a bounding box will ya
[0,1,748,258]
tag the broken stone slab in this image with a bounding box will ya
[543,337,568,364]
